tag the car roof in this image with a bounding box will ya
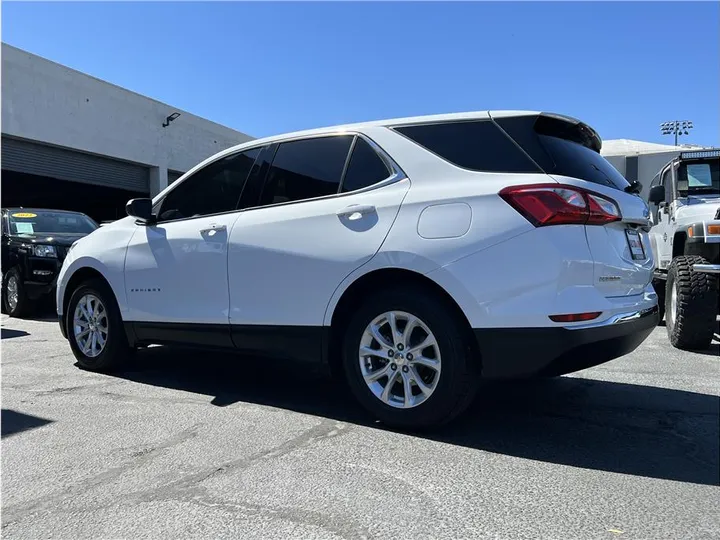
[178,110,572,177]
[230,110,543,151]
[161,109,593,198]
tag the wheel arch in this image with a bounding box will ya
[672,230,687,258]
[61,266,117,322]
[326,267,479,376]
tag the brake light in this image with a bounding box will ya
[549,312,602,323]
[499,184,622,227]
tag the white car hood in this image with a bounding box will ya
[675,198,720,224]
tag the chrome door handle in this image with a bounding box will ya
[336,205,376,220]
[200,224,227,235]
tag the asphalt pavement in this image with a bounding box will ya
[1,313,719,539]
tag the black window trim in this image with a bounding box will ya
[149,131,405,226]
[152,145,266,225]
[241,132,405,214]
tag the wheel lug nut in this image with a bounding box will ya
[407,353,413,361]
[388,350,394,358]
[402,366,409,373]
[391,363,397,370]
[397,344,404,351]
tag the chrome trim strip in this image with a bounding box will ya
[565,306,658,330]
[693,263,720,274]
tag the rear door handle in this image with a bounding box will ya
[200,224,227,236]
[336,205,376,220]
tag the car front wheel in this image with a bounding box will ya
[67,278,132,371]
[2,267,34,317]
[342,286,479,430]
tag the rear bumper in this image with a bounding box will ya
[474,305,659,379]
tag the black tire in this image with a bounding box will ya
[66,278,132,372]
[341,286,479,430]
[652,277,666,323]
[2,267,34,318]
[665,256,717,350]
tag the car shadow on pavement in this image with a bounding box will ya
[1,409,54,437]
[109,346,720,487]
[1,328,30,339]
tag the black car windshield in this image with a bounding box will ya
[7,210,98,235]
[677,159,720,196]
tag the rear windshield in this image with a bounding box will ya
[536,133,632,191]
[494,114,632,192]
[677,159,720,196]
[7,210,98,235]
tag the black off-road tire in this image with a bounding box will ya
[66,278,133,372]
[341,286,479,430]
[665,256,717,350]
[652,277,666,323]
[2,267,34,318]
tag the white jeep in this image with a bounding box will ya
[648,149,720,350]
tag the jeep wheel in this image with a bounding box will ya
[666,256,717,350]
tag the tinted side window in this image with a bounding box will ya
[394,120,539,173]
[340,138,391,193]
[158,148,260,221]
[259,136,353,206]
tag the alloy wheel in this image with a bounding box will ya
[358,310,442,409]
[73,294,109,358]
[7,275,19,312]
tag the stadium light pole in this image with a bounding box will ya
[660,120,693,146]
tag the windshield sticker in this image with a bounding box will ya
[687,164,713,187]
[11,212,37,218]
[15,223,35,234]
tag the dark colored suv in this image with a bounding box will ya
[2,208,99,317]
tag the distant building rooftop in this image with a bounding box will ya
[601,138,707,156]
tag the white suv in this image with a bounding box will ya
[57,111,659,429]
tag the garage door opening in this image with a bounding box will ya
[1,170,149,223]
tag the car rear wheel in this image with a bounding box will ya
[665,256,717,350]
[2,267,34,318]
[67,278,132,371]
[342,286,479,430]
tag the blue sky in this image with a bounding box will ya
[2,1,718,146]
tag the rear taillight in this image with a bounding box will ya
[499,184,622,227]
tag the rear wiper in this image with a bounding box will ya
[624,180,642,194]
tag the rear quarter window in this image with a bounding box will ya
[393,120,540,174]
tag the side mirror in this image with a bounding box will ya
[648,185,665,205]
[126,198,155,225]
